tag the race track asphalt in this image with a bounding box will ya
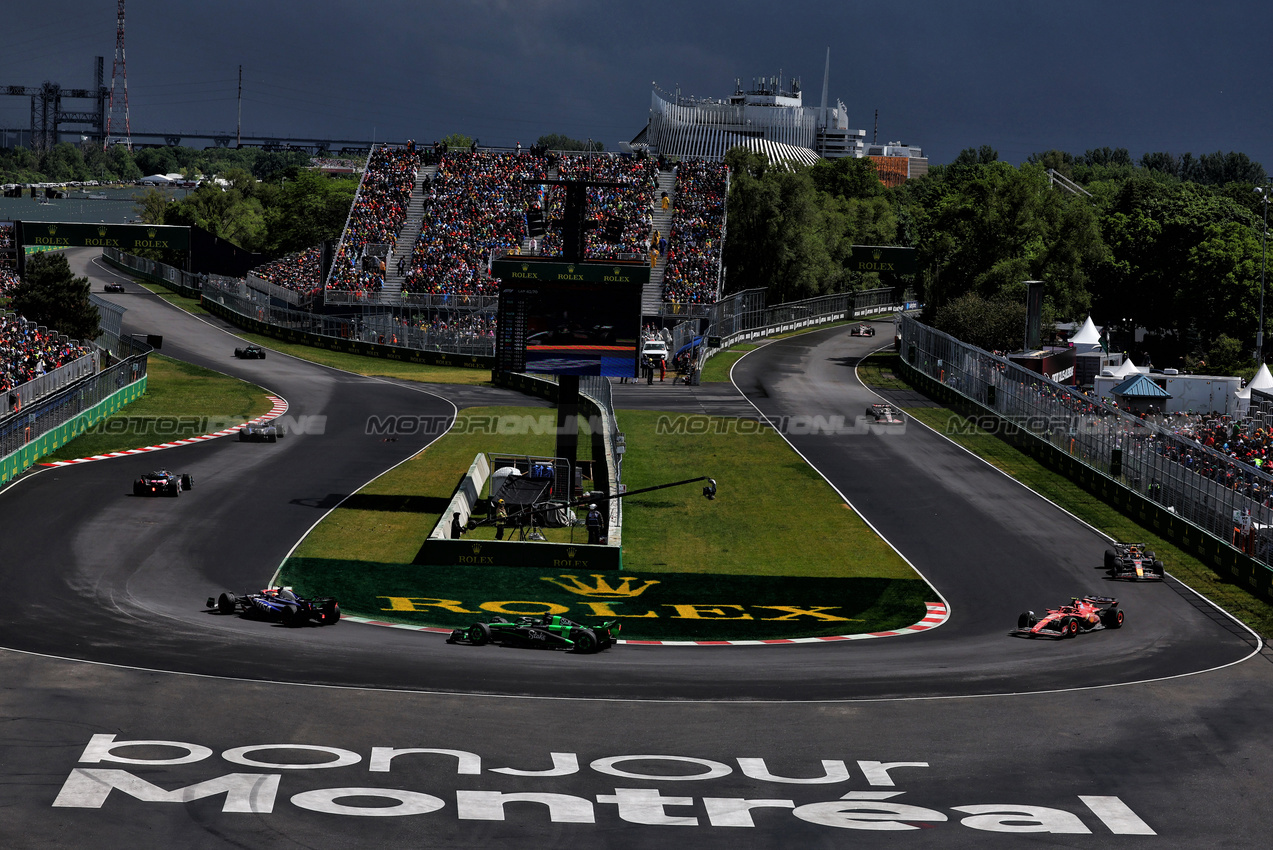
[2,250,1271,847]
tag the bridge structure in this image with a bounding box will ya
[1,57,386,154]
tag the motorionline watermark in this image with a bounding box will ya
[944,415,1081,437]
[85,414,327,437]
[654,414,907,436]
[366,414,611,438]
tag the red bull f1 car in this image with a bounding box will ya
[1012,596,1124,638]
[133,470,193,497]
[207,587,340,626]
[1104,543,1164,581]
[447,614,619,653]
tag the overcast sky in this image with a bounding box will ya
[1,0,1269,168]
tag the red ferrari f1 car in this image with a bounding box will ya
[1011,595,1124,638]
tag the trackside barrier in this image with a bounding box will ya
[0,349,148,487]
[897,314,1273,603]
[686,287,909,382]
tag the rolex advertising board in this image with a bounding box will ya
[16,221,191,253]
[848,245,917,275]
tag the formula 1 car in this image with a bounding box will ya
[1011,596,1123,638]
[447,614,620,653]
[1104,543,1164,581]
[104,282,125,293]
[239,422,284,442]
[866,403,904,424]
[849,323,876,337]
[207,587,340,626]
[234,344,267,359]
[133,469,193,497]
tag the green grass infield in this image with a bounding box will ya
[286,403,934,639]
[279,557,933,641]
[40,354,273,462]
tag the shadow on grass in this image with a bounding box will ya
[291,493,452,513]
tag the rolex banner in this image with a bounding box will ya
[17,221,190,253]
[282,557,933,641]
[848,245,917,275]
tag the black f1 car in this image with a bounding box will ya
[1104,543,1164,581]
[133,469,193,497]
[239,423,284,442]
[447,614,619,653]
[104,282,125,293]
[1011,596,1123,639]
[849,323,876,337]
[234,344,267,359]
[207,587,340,626]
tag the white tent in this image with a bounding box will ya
[138,174,174,184]
[1105,357,1146,378]
[1235,363,1273,415]
[1070,316,1102,350]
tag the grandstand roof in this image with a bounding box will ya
[739,137,821,169]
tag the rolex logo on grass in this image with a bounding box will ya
[541,574,661,598]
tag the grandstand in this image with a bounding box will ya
[1,311,92,395]
[238,143,729,334]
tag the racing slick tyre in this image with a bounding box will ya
[1145,550,1156,562]
[169,482,180,497]
[466,622,491,646]
[266,433,277,443]
[217,592,237,615]
[1017,611,1035,630]
[317,601,340,625]
[239,430,247,441]
[1101,607,1125,629]
[1104,549,1118,569]
[234,348,244,358]
[280,604,303,627]
[181,474,193,491]
[1063,618,1080,638]
[1152,560,1165,577]
[569,628,598,654]
[133,481,144,497]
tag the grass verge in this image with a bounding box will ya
[700,343,757,382]
[40,354,273,461]
[616,409,915,578]
[292,406,596,563]
[861,350,1273,637]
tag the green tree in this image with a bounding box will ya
[535,134,603,152]
[265,170,358,254]
[932,292,1028,351]
[440,133,473,150]
[9,253,100,341]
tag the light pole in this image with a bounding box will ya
[1258,185,1270,363]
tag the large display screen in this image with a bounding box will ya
[494,278,643,377]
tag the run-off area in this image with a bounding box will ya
[52,735,1155,835]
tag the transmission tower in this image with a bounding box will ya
[104,0,131,150]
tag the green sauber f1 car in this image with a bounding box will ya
[447,614,620,653]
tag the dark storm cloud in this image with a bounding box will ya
[1,0,1269,167]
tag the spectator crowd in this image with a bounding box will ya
[662,160,728,305]
[403,151,547,297]
[253,247,323,299]
[327,146,420,294]
[1,311,91,394]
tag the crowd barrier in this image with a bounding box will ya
[0,330,150,487]
[898,313,1273,603]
